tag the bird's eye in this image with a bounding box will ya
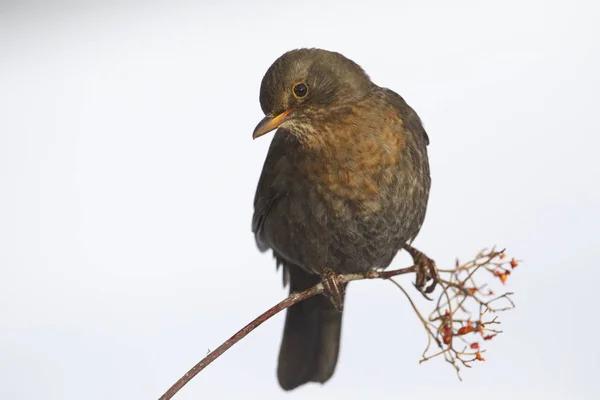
[292,82,308,99]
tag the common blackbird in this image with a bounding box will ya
[251,48,431,390]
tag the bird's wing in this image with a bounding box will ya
[383,88,431,244]
[383,88,430,146]
[252,129,289,252]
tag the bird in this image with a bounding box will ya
[251,48,431,391]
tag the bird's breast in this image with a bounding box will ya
[284,100,412,218]
[293,146,402,218]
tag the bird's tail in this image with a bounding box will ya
[277,264,345,391]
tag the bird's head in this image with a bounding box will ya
[252,48,374,139]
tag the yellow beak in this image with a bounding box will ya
[252,109,292,139]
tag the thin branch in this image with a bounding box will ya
[159,266,416,400]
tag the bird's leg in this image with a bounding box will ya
[403,244,439,300]
[321,268,345,311]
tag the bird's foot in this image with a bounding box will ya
[321,268,345,311]
[403,244,439,300]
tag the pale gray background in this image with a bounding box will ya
[1,1,599,399]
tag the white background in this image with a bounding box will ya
[1,1,599,399]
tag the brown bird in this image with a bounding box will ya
[251,48,431,391]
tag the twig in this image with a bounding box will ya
[159,266,416,399]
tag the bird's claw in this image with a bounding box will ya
[412,282,434,301]
[404,244,439,300]
[321,268,345,311]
